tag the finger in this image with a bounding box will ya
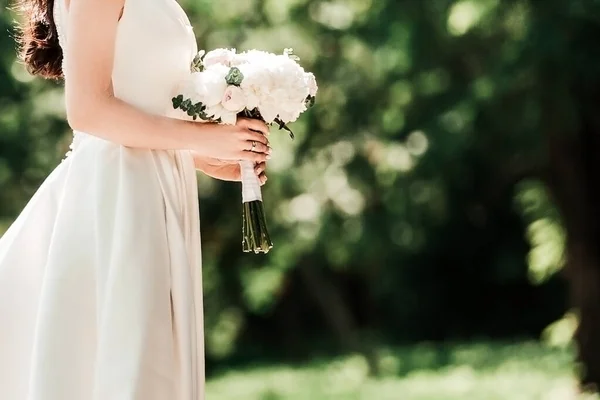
[239,151,269,163]
[247,142,270,155]
[259,173,267,186]
[236,117,254,130]
[255,162,266,175]
[241,118,270,136]
[242,131,269,146]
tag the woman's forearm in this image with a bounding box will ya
[66,92,211,151]
[192,151,208,171]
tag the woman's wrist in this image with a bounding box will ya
[177,120,219,155]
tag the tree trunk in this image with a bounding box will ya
[567,242,600,392]
[297,260,380,375]
[544,74,600,391]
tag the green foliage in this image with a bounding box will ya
[178,0,573,361]
[207,342,592,400]
[225,67,244,86]
[515,179,566,285]
[0,5,69,224]
[5,0,596,371]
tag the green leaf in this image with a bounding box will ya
[275,118,294,139]
[172,95,184,109]
[225,67,244,86]
[191,51,206,72]
[181,99,192,112]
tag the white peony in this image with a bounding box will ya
[203,48,237,68]
[198,64,229,107]
[220,111,238,125]
[260,60,310,122]
[238,63,271,110]
[305,72,318,97]
[205,103,237,125]
[221,85,246,113]
[258,98,279,123]
[238,50,272,63]
[180,47,318,125]
[229,52,252,66]
[179,75,202,100]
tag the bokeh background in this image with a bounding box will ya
[4,0,600,398]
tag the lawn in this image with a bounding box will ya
[206,342,599,400]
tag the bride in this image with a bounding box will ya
[0,0,271,398]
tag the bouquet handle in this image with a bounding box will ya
[240,160,263,203]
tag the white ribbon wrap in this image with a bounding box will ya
[240,160,263,203]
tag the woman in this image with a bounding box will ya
[0,0,270,398]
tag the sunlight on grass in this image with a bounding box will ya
[207,342,598,400]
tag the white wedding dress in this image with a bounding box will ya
[0,0,205,399]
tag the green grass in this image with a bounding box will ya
[206,341,599,400]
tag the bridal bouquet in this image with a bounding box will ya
[172,48,318,254]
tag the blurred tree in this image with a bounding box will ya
[526,0,600,390]
[7,0,600,391]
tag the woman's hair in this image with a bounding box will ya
[15,0,63,79]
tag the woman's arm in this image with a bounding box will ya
[64,0,269,161]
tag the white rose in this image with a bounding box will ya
[203,48,237,67]
[221,85,246,113]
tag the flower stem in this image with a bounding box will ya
[242,200,273,254]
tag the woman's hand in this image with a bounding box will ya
[192,118,271,162]
[195,156,268,185]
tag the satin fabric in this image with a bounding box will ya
[0,0,205,398]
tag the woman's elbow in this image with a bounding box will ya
[65,91,110,133]
[66,100,95,133]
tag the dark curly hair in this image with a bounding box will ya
[15,0,63,80]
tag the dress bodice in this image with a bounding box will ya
[53,0,198,116]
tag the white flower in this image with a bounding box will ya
[221,85,246,113]
[180,47,317,126]
[198,64,229,106]
[204,48,237,67]
[179,74,202,100]
[220,112,238,125]
[239,50,272,63]
[305,72,318,97]
[238,63,270,110]
[229,52,251,66]
[205,103,237,125]
[258,99,279,123]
